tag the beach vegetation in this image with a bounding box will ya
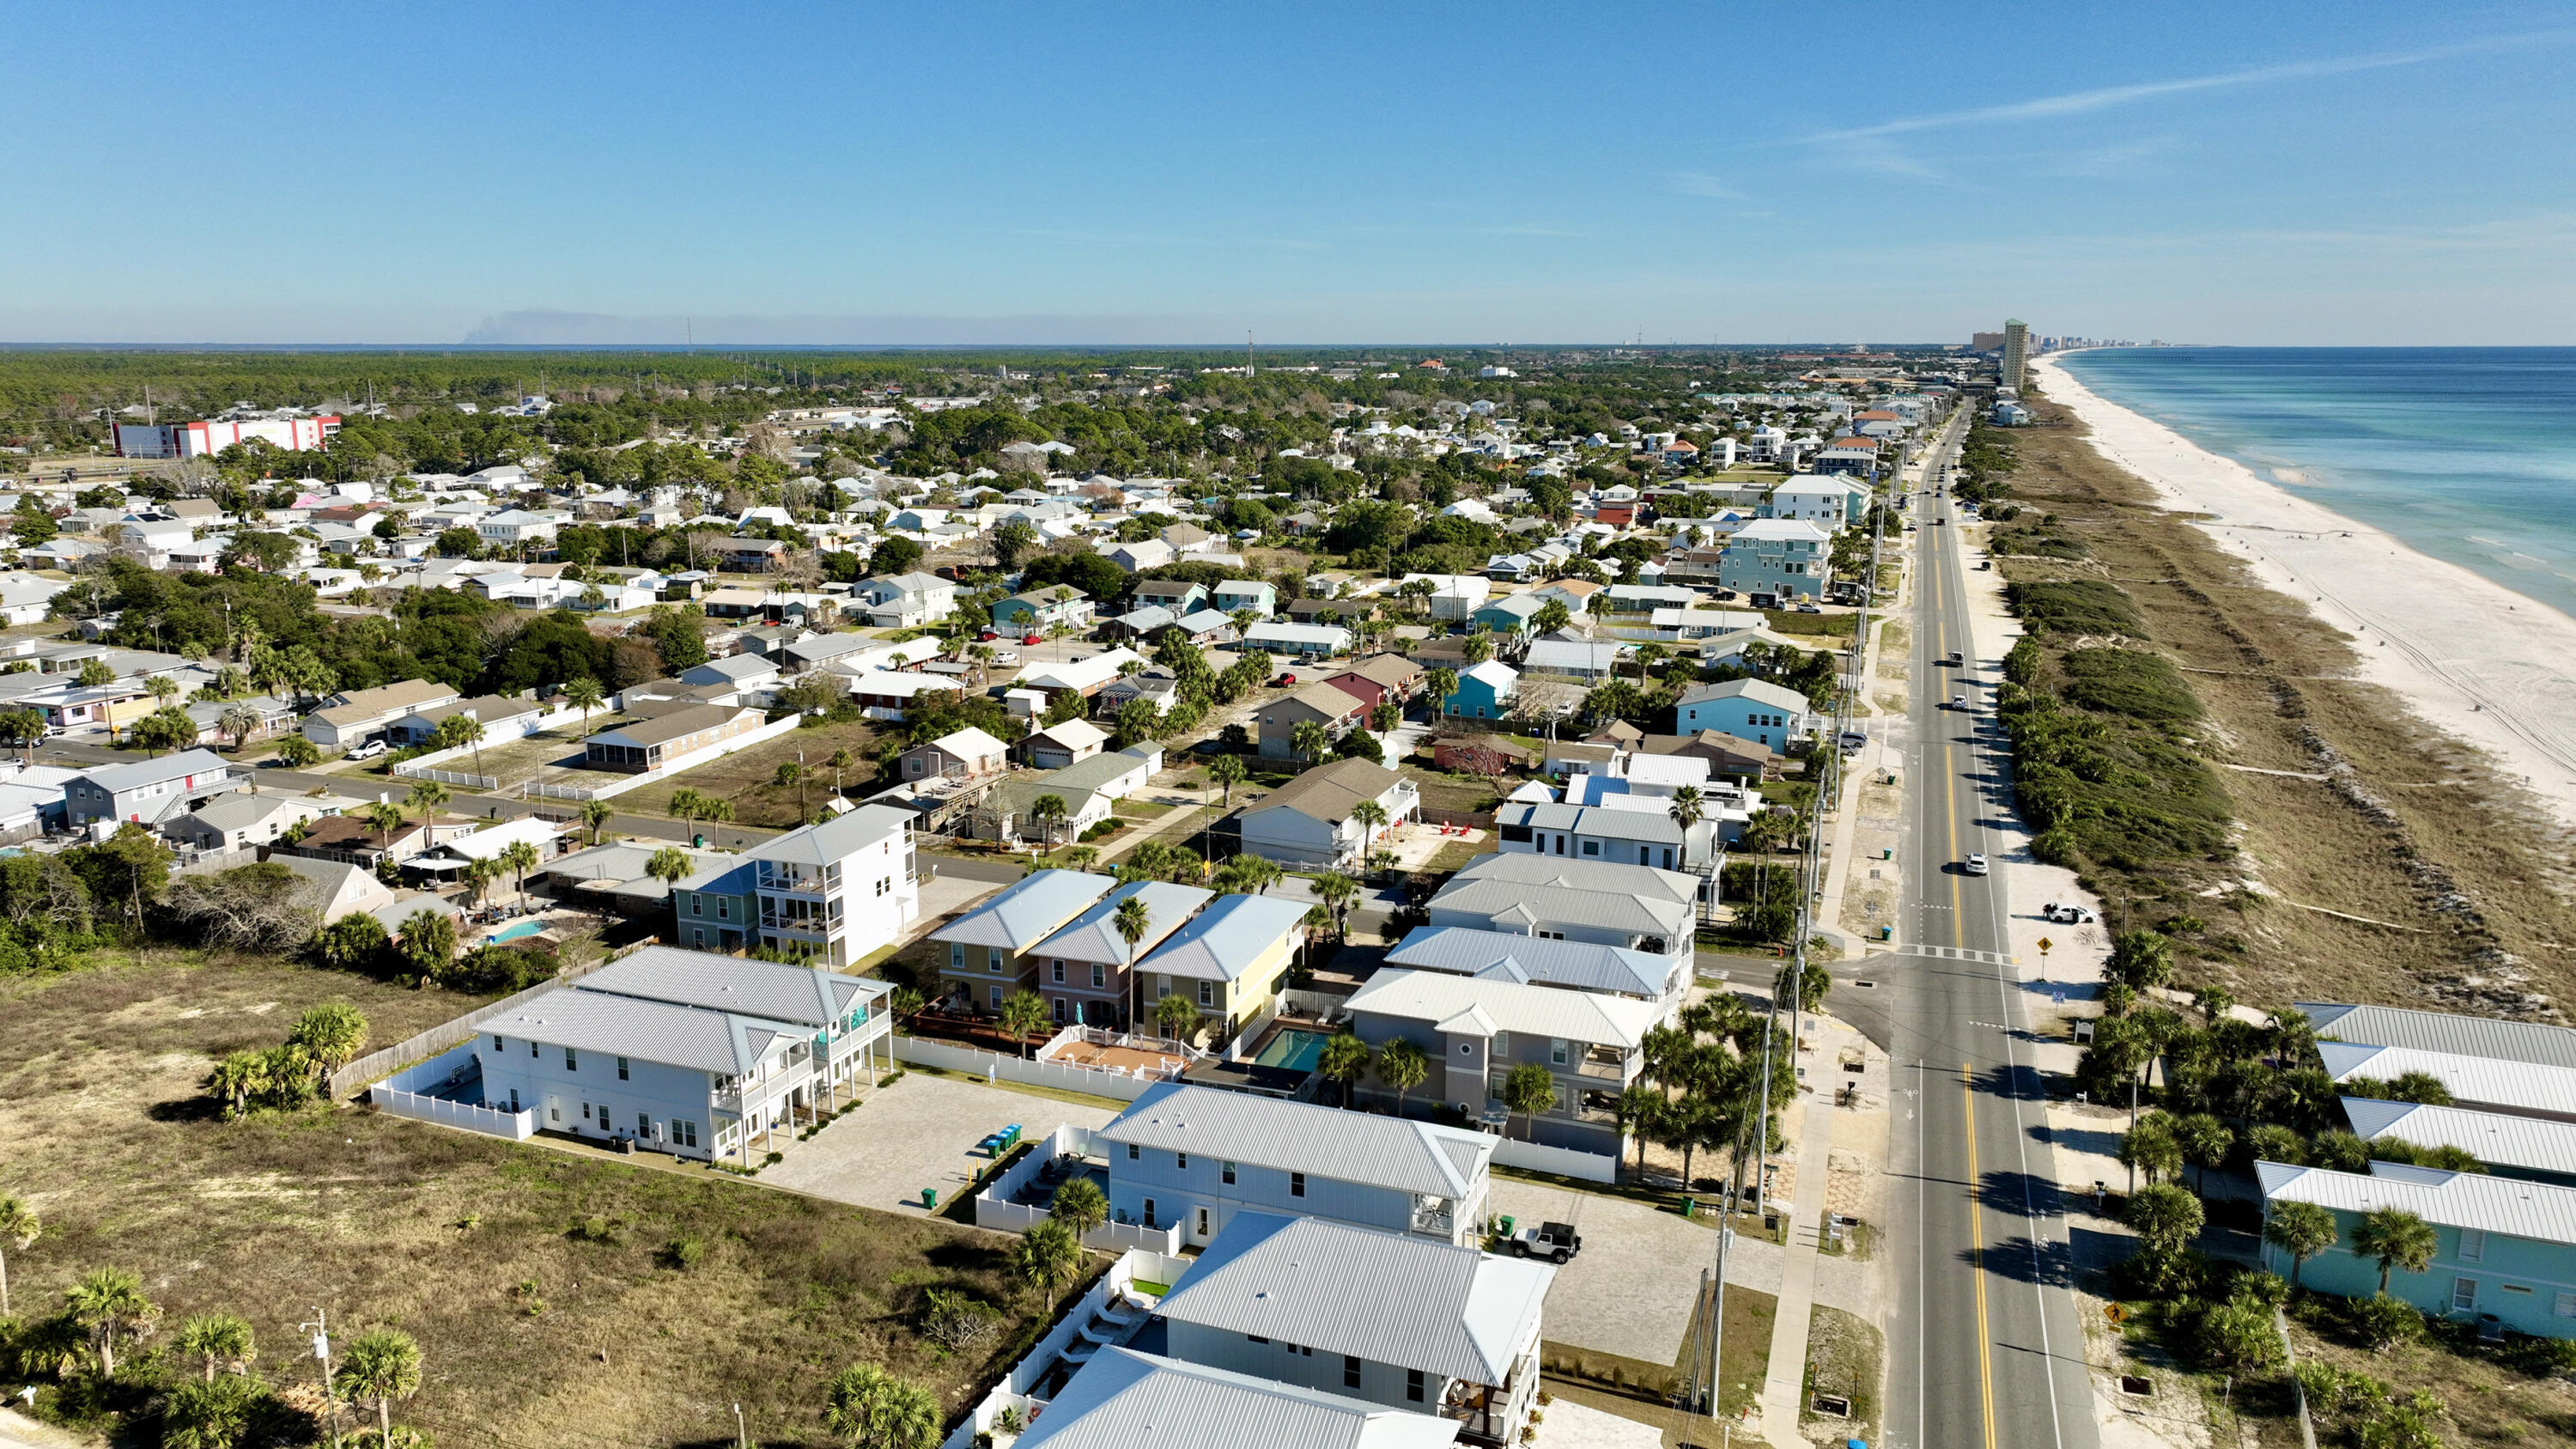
[2004,578,2142,636]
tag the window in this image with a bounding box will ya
[1199,980,1215,1008]
[717,898,730,920]
[490,1035,503,1053]
[2555,1292,2576,1318]
[1142,1197,1156,1227]
[1345,1355,1363,1389]
[1051,959,1065,983]
[1091,963,1104,987]
[530,1039,539,1057]
[617,1056,630,1081]
[550,1102,561,1123]
[1460,1042,1474,1056]
[951,942,965,971]
[988,951,1002,975]
[2453,1277,2479,1312]
[692,928,706,948]
[581,1101,592,1120]
[565,1048,579,1070]
[1581,840,1601,856]
[2460,1228,2487,1262]
[638,1111,652,1136]
[671,1118,697,1148]
[1052,997,1066,1024]
[1176,1152,1188,1170]
[1127,1143,1139,1160]
[1249,1333,1269,1344]
[1290,1172,1306,1198]
[1551,1038,1570,1066]
[1493,1032,1510,1057]
[989,984,1003,1008]
[1222,1160,1236,1185]
[1406,1368,1425,1403]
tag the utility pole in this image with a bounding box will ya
[301,1306,339,1448]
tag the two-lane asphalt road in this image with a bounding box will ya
[1862,416,2099,1449]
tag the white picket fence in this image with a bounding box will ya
[894,1033,1160,1102]
[396,764,500,790]
[1491,1135,1620,1184]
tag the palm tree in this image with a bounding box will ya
[1014,1218,1084,1303]
[218,703,261,753]
[1028,793,1070,855]
[1228,607,1259,641]
[63,1266,156,1377]
[1313,871,1358,940]
[1207,752,1247,807]
[999,989,1049,1055]
[1153,991,1201,1046]
[0,1192,39,1316]
[1349,800,1390,879]
[405,779,448,828]
[1050,1176,1108,1237]
[826,747,855,801]
[646,846,696,895]
[288,1002,370,1092]
[1062,844,1101,874]
[2351,1206,2438,1294]
[563,676,606,736]
[1425,667,1459,716]
[1316,1030,1372,1109]
[580,797,613,846]
[333,1327,423,1449]
[0,709,43,765]
[161,1371,264,1449]
[821,1362,941,1449]
[1112,893,1151,966]
[2263,1200,2338,1292]
[146,673,179,709]
[1369,698,1402,739]
[440,713,489,779]
[1667,785,1705,865]
[1500,1062,1558,1142]
[497,839,541,903]
[1290,719,1330,763]
[1376,1038,1430,1117]
[462,856,501,910]
[173,1312,255,1384]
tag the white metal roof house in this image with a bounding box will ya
[2342,1098,2576,1187]
[2318,1041,2576,1123]
[933,869,1121,1014]
[1019,1348,1460,1449]
[1385,924,1682,1015]
[1424,852,1698,968]
[1098,1081,1494,1248]
[1155,1211,1552,1448]
[68,748,236,827]
[1342,968,1654,1157]
[2302,1002,2576,1068]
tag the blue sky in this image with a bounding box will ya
[3,2,2572,344]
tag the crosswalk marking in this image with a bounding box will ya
[1874,944,2017,965]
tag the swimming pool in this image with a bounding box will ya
[1253,1027,1330,1074]
[486,919,549,945]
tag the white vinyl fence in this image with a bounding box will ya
[969,1123,1185,1253]
[1492,1135,1620,1184]
[893,1033,1158,1102]
[368,1041,535,1141]
[938,1248,1195,1449]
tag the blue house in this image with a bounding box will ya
[2257,1160,2576,1338]
[1211,579,1277,617]
[1439,661,1517,721]
[1469,593,1548,636]
[1097,1081,1493,1248]
[1716,519,1832,603]
[1674,677,1807,750]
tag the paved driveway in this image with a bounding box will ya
[764,1069,1120,1215]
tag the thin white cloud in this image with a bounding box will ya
[1801,29,2576,144]
[1674,170,1750,201]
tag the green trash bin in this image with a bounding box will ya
[1496,1215,1516,1238]
[1682,1197,1696,1219]
[920,1188,937,1210]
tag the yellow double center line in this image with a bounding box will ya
[1965,1062,1998,1449]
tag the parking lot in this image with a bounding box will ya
[763,1068,1121,1215]
[1492,1178,1716,1365]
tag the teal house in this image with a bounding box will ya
[2257,1160,2576,1338]
[1470,593,1548,636]
[1440,660,1518,721]
[991,584,1092,632]
[1211,579,1277,617]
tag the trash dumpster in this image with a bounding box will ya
[1496,1215,1516,1238]
[920,1188,938,1209]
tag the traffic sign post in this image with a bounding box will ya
[2036,935,2053,982]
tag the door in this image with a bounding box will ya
[545,1094,562,1126]
[1196,1206,1211,1242]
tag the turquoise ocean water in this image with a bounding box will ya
[2054,348,2576,622]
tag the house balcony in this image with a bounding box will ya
[1576,1046,1632,1081]
[1409,1200,1456,1239]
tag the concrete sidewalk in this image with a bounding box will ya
[1758,1089,1841,1447]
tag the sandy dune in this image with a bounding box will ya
[2035,353,2576,833]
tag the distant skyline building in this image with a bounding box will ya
[113,414,341,459]
[2002,319,2030,392]
[1969,331,2005,352]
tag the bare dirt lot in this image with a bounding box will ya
[0,953,1082,1447]
[612,716,890,827]
[1997,394,2576,1017]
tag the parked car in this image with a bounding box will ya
[1509,1221,1583,1263]
[1796,601,1823,614]
[1964,853,1990,876]
[349,739,388,761]
[2041,902,2097,924]
[1276,672,1297,686]
[989,649,1020,667]
[978,630,999,642]
[1021,633,1043,646]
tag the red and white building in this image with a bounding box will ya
[114,415,340,459]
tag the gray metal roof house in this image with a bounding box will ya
[1155,1211,1552,1448]
[1020,1348,1459,1449]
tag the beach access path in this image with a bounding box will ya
[2036,352,2576,831]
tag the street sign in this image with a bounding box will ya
[2104,1303,2127,1326]
[2037,936,2054,953]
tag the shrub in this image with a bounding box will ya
[2059,648,2201,722]
[2031,828,2079,867]
[659,1237,706,1271]
[920,1288,1003,1352]
[2351,1292,2425,1350]
[2006,579,2143,636]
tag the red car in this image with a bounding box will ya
[1021,633,1042,646]
[1276,672,1297,686]
[978,630,999,642]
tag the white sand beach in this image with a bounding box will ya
[2033,353,2576,833]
